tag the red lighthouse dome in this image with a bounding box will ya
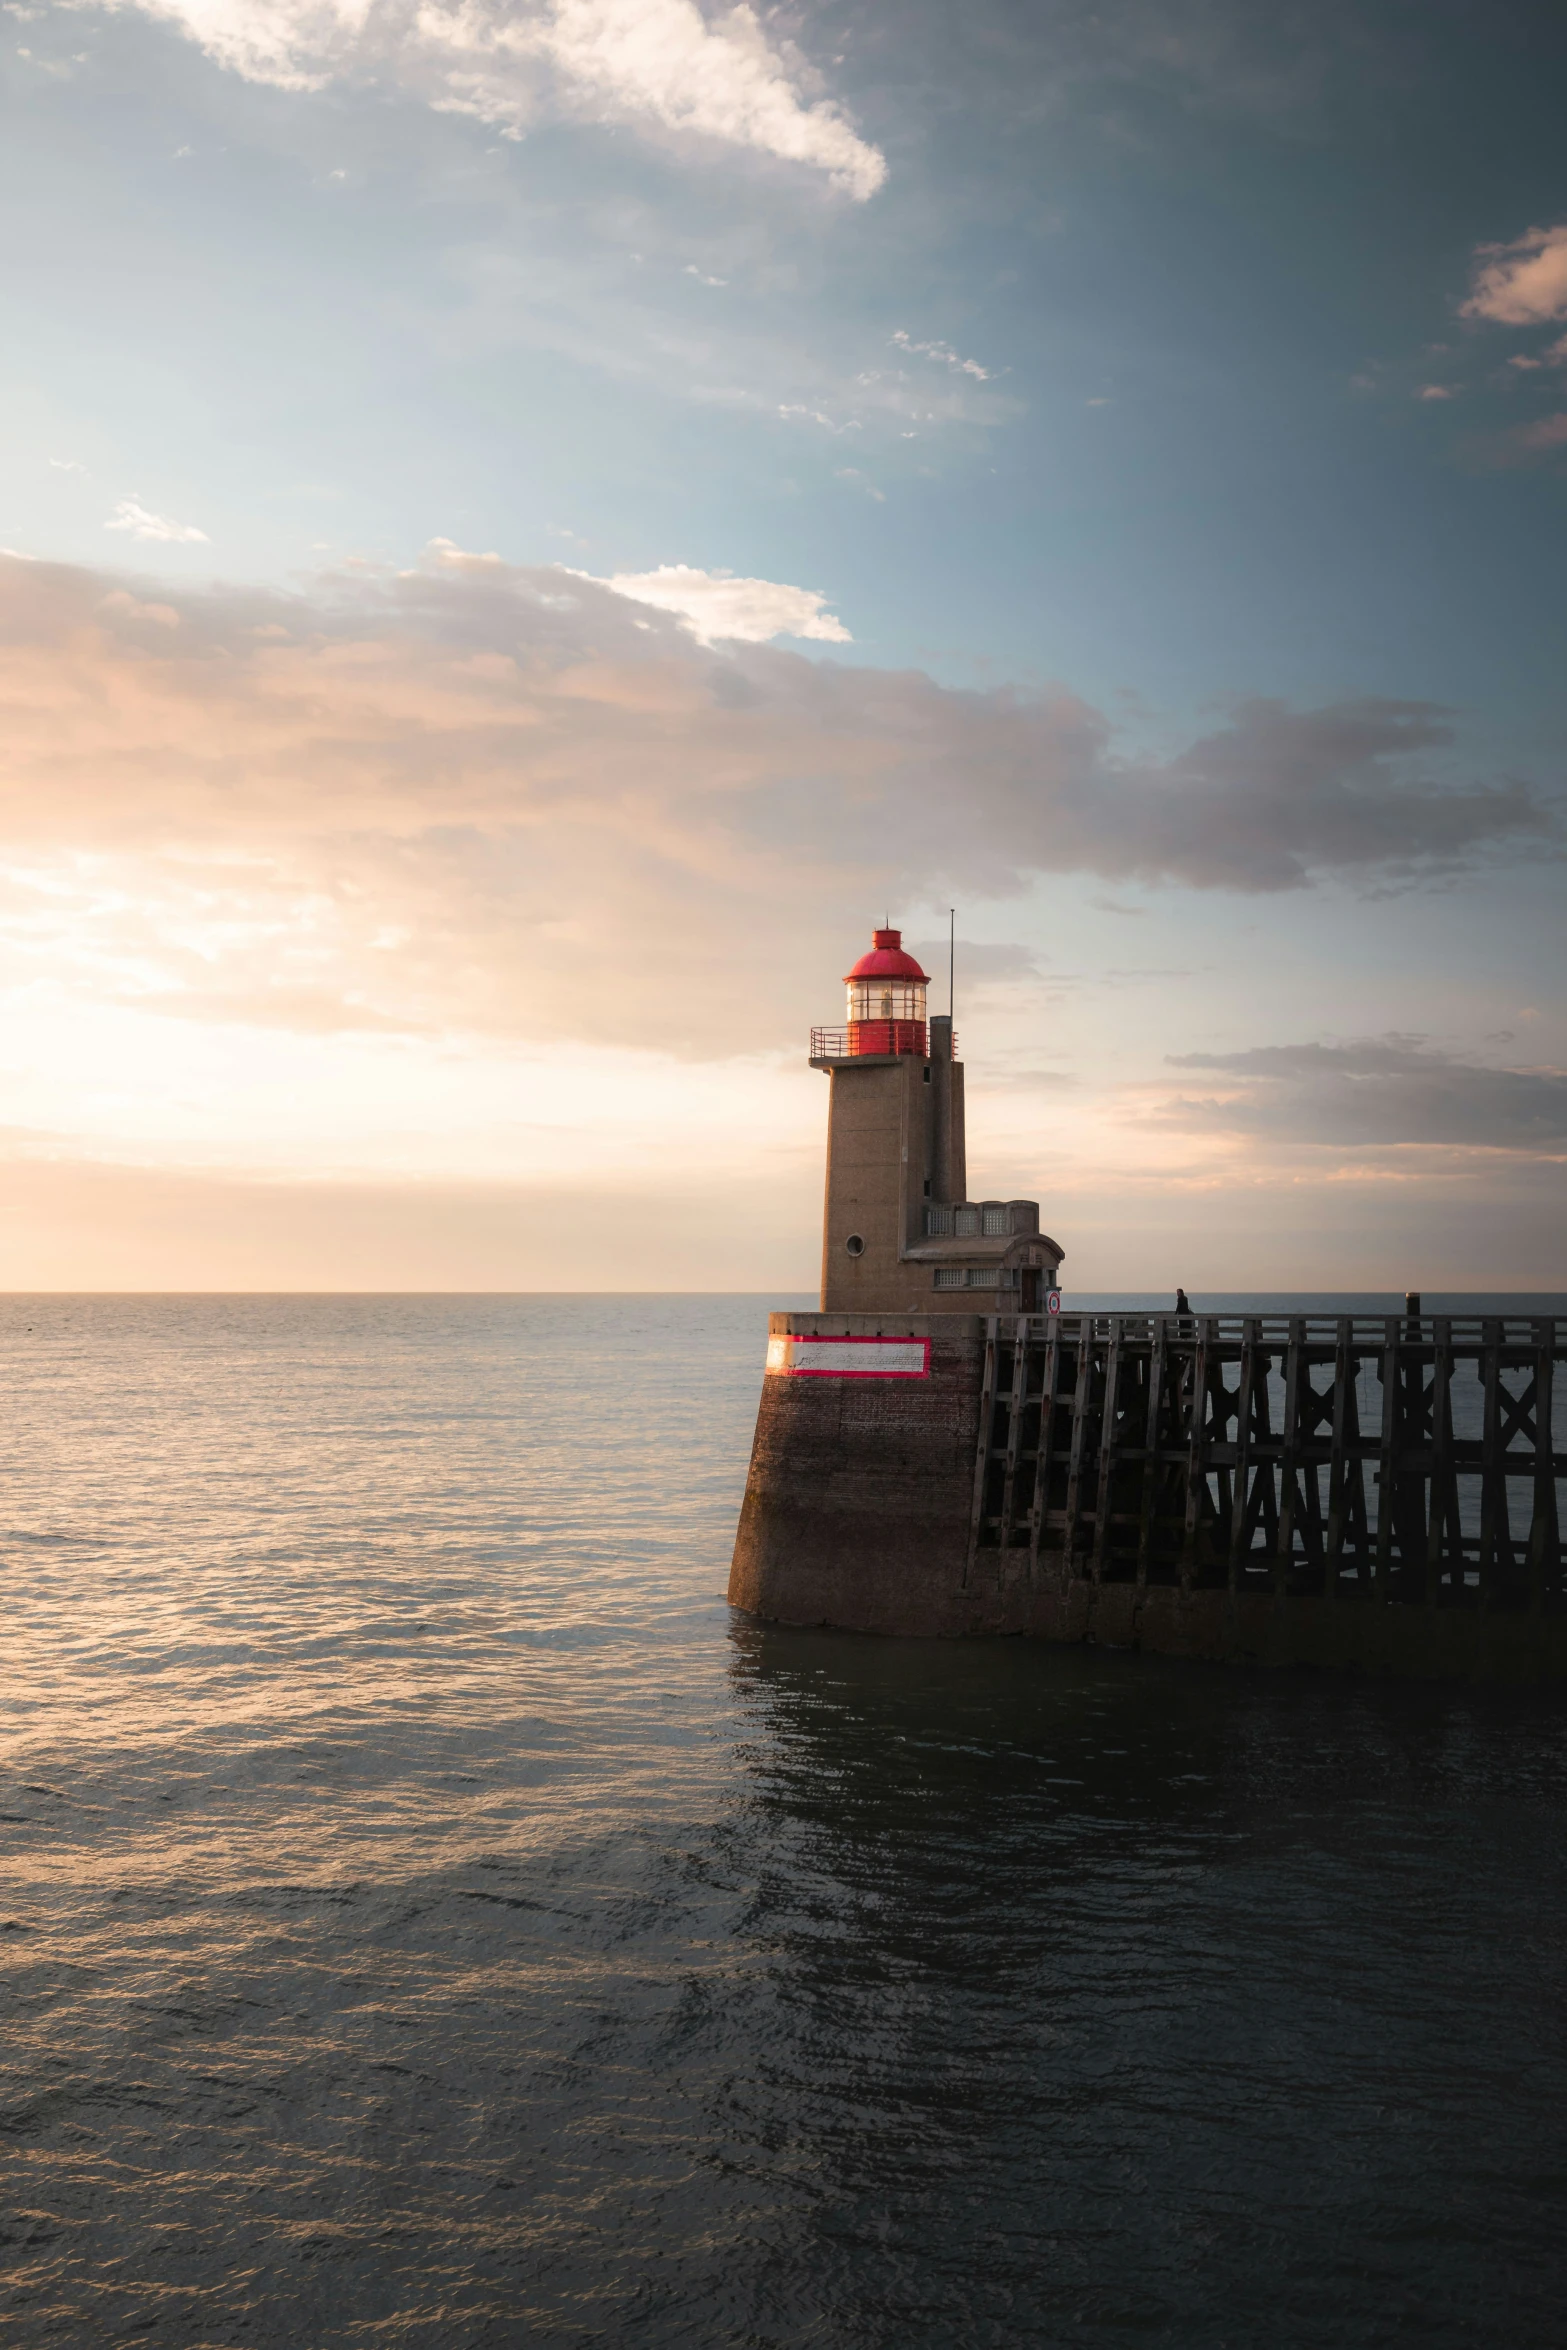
[844,928,930,986]
[843,926,928,1057]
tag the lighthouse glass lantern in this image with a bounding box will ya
[845,928,929,1057]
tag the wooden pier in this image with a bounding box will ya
[731,1308,1567,1678]
[970,1312,1564,1612]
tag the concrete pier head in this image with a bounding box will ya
[731,1312,990,1638]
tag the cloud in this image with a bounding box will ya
[1415,384,1457,402]
[565,560,851,642]
[1160,1039,1567,1149]
[1461,223,1567,327]
[14,38,91,74]
[1505,413,1567,456]
[891,330,990,382]
[976,1066,1081,1093]
[903,938,1041,991]
[1476,411,1567,468]
[98,588,181,626]
[87,0,887,197]
[0,550,1553,1059]
[416,244,1016,451]
[105,498,209,544]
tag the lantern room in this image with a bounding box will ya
[844,928,928,1058]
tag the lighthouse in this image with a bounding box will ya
[812,925,1063,1313]
[730,924,1567,1677]
[729,915,1067,1637]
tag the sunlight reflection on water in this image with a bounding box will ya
[3,1295,1565,2347]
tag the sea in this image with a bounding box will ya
[3,1292,1566,2349]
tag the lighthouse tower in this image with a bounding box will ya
[811,924,1062,1313]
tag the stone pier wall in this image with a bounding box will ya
[730,1313,989,1638]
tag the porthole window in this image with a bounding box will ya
[845,1233,866,1257]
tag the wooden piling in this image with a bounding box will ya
[732,1307,1567,1679]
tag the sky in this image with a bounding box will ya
[1,0,1564,1291]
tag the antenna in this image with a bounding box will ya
[949,908,955,1021]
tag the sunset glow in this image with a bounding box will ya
[2,1,1563,1289]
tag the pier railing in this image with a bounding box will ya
[967,1314,1565,1607]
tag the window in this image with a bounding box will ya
[954,1206,980,1237]
[965,1268,1001,1288]
[933,1268,965,1289]
[847,979,928,1024]
[981,1206,1009,1236]
[924,1205,954,1235]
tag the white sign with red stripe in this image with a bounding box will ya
[766,1334,932,1379]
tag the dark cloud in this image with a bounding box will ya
[719,666,1547,896]
[1163,1038,1567,1147]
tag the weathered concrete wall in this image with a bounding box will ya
[731,1311,992,1634]
[729,1311,1567,1682]
[820,1060,938,1315]
[817,1046,1003,1316]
